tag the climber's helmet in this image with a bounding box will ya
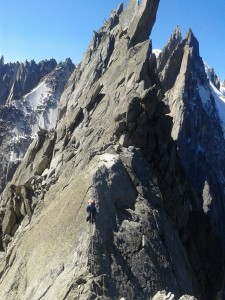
[88,198,95,205]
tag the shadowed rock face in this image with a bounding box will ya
[206,67,220,90]
[0,1,224,300]
[157,27,225,299]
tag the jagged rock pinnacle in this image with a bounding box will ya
[128,0,160,47]
[185,28,200,56]
[0,55,4,66]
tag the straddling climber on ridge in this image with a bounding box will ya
[86,198,97,223]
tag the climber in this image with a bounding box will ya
[86,198,97,223]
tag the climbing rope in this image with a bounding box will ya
[73,185,93,224]
[90,214,94,273]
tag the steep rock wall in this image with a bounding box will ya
[157,27,225,299]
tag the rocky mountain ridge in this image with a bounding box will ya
[0,0,224,299]
[0,58,75,193]
[0,56,58,105]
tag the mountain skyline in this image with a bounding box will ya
[0,0,225,80]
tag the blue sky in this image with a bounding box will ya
[0,0,224,80]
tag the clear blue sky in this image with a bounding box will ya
[0,0,224,80]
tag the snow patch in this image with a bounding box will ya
[98,153,119,168]
[19,79,59,135]
[9,135,30,162]
[209,81,225,136]
[11,99,27,114]
[7,79,60,164]
[2,60,74,168]
[203,62,225,137]
[9,151,22,162]
[221,85,225,97]
[198,85,210,104]
[38,106,58,131]
[204,62,212,81]
[152,49,161,58]
[23,81,52,111]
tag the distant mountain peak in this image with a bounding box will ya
[0,55,4,66]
